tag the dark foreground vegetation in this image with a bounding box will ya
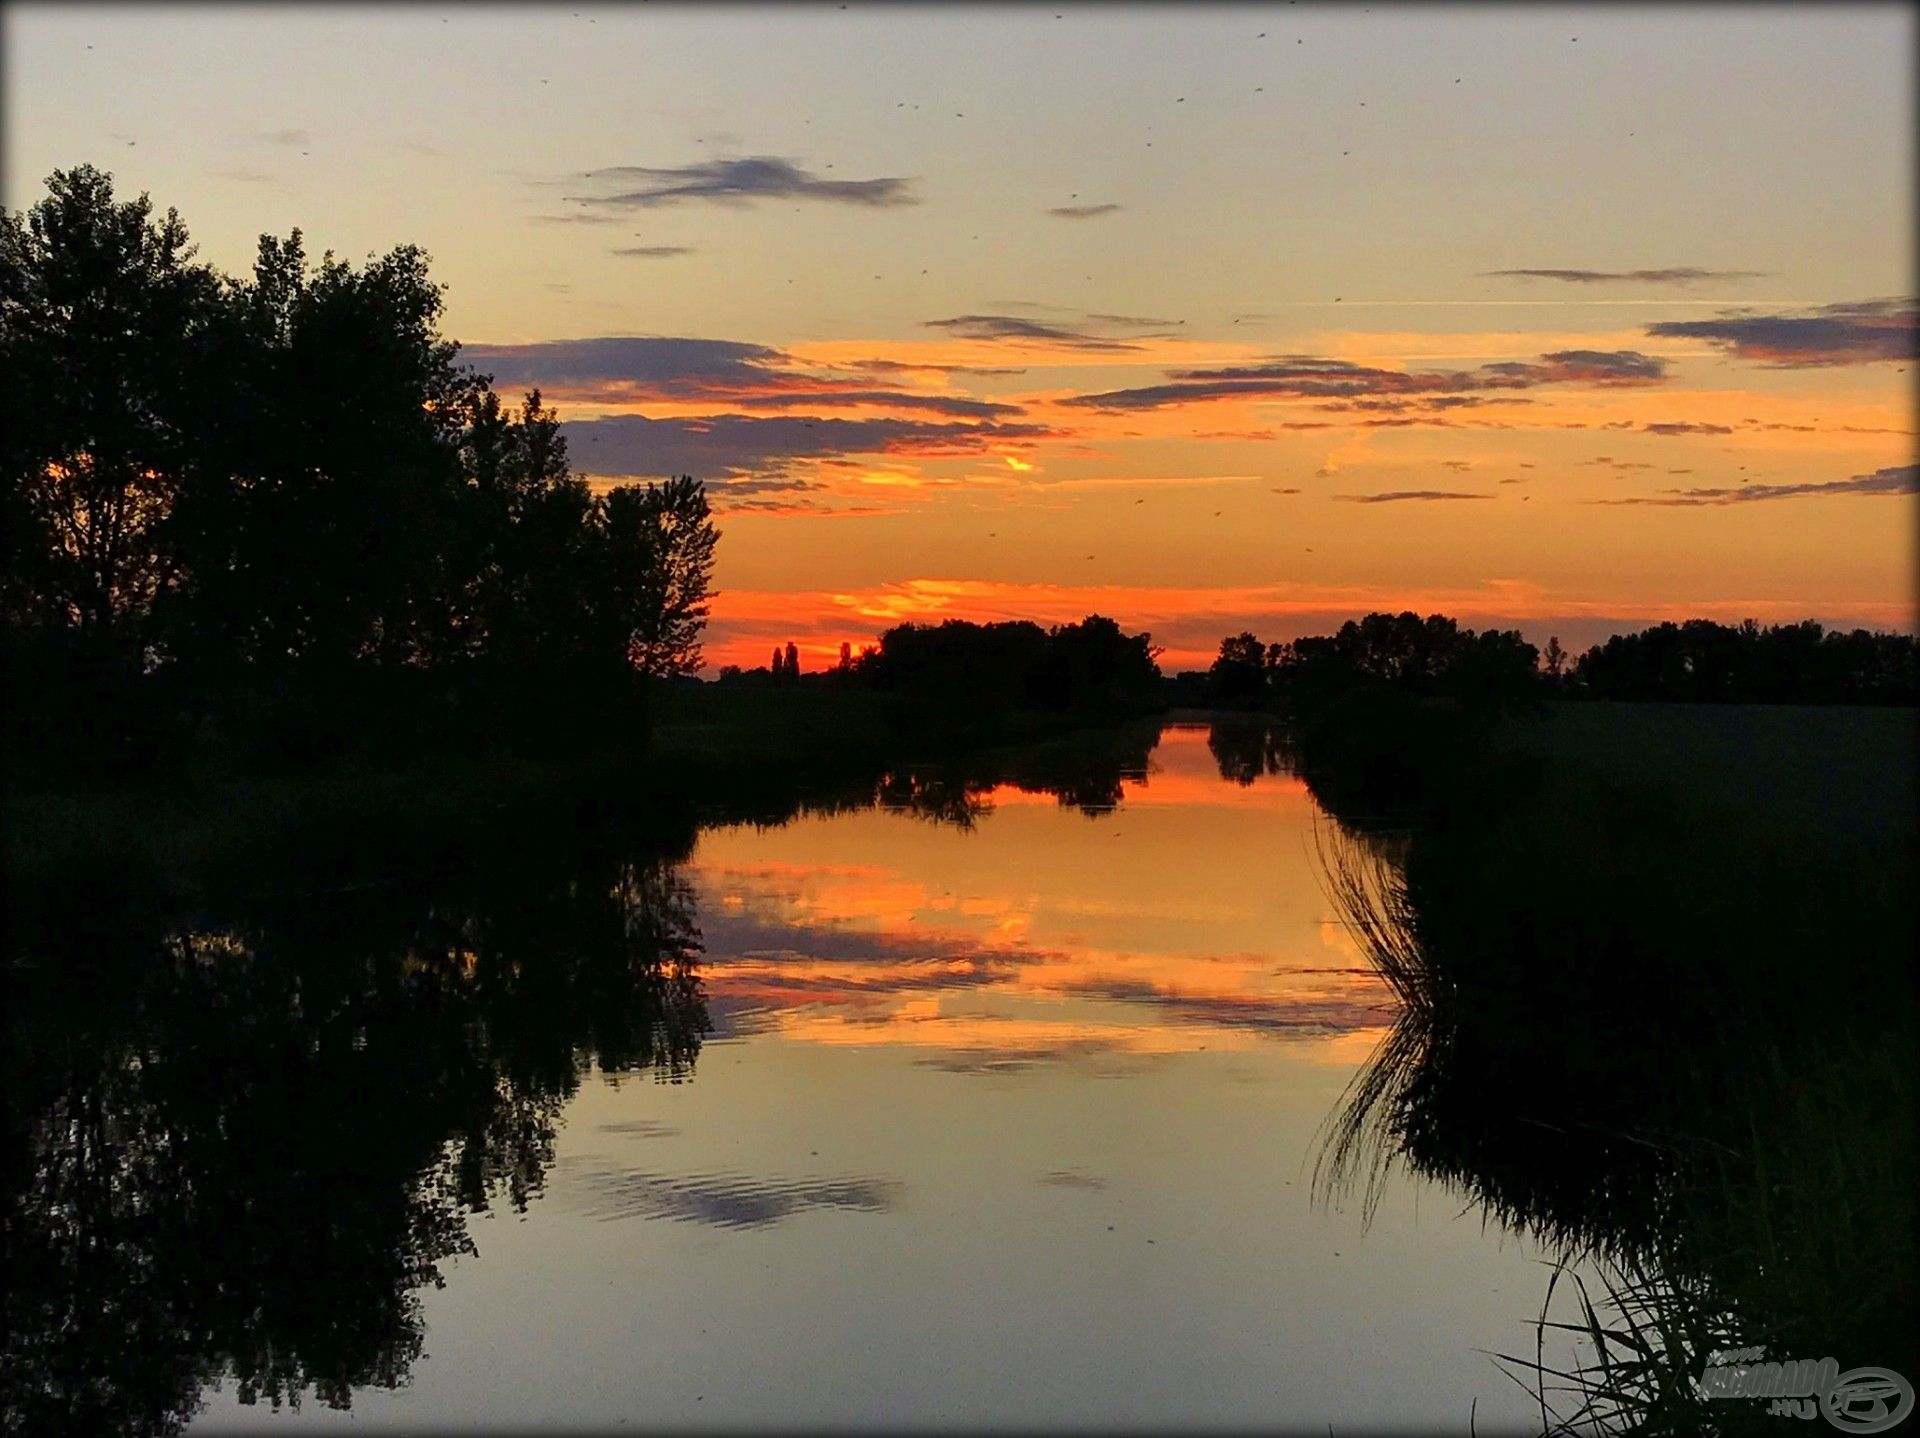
[1281,696,1917,1433]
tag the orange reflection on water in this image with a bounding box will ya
[691,726,1394,1068]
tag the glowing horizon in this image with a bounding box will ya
[6,3,1913,670]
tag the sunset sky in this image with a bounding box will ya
[6,3,1915,670]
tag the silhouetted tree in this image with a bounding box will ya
[2,166,723,780]
[1543,635,1566,682]
[595,475,716,681]
[1207,632,1269,706]
[1,164,224,652]
[1,165,227,772]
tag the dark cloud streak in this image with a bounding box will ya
[1593,463,1917,506]
[1333,490,1494,504]
[569,156,917,210]
[1484,267,1767,285]
[1646,298,1916,366]
[1064,350,1668,411]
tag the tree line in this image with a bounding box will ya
[1197,611,1541,713]
[719,615,1165,717]
[1,165,717,782]
[1559,618,1915,704]
[1191,612,1916,711]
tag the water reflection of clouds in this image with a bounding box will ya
[690,726,1395,1068]
[593,1120,682,1139]
[696,889,1390,1065]
[555,1162,902,1229]
[1036,1170,1109,1192]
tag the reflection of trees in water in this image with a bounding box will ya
[866,723,1160,829]
[1,838,709,1437]
[1205,720,1291,787]
[1309,762,1916,1433]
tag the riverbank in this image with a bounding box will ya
[1488,699,1918,849]
[1300,689,1916,1424]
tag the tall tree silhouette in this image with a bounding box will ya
[597,475,718,680]
[2,166,722,778]
[0,165,223,652]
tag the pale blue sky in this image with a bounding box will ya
[7,4,1910,342]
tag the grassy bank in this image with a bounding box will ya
[1304,692,1917,1431]
[1488,700,1918,850]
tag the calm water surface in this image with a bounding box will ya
[157,725,1570,1430]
